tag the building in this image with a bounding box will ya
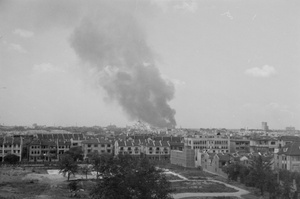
[278,136,300,148]
[170,147,195,168]
[82,138,113,159]
[230,137,250,153]
[274,142,300,172]
[28,139,42,162]
[249,136,278,153]
[114,140,141,156]
[0,136,23,162]
[140,140,170,161]
[184,135,230,153]
[262,122,269,131]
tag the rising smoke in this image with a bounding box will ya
[70,1,176,128]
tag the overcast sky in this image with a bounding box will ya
[0,0,299,129]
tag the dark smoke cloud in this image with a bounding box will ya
[70,1,176,128]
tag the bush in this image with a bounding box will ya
[4,154,20,164]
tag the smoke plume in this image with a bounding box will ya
[70,2,176,128]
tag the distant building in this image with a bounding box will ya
[286,127,296,131]
[262,122,269,131]
[230,138,250,153]
[184,135,230,153]
[250,136,278,153]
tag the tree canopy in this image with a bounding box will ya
[4,154,19,164]
[58,154,78,181]
[90,154,173,199]
[65,146,84,161]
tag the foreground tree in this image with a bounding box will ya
[4,154,19,164]
[58,154,78,181]
[247,155,273,196]
[90,154,173,199]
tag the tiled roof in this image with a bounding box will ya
[279,136,300,141]
[82,139,111,144]
[278,141,300,156]
[216,153,230,161]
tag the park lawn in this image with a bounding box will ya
[171,180,238,193]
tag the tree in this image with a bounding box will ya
[4,154,19,164]
[247,155,273,196]
[81,164,91,179]
[58,154,78,181]
[90,154,174,199]
[265,171,281,199]
[88,151,114,179]
[65,146,84,161]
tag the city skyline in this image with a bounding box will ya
[0,0,299,129]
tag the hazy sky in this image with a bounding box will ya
[0,0,299,129]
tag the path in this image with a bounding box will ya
[163,170,249,199]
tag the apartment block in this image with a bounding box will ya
[184,135,230,153]
[0,136,23,162]
[82,139,113,159]
[249,136,278,153]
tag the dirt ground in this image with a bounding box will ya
[0,167,89,199]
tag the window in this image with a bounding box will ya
[87,144,91,148]
[94,144,98,147]
[107,144,111,147]
[101,144,105,147]
[120,147,123,150]
[107,149,111,153]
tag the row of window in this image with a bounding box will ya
[87,144,111,148]
[0,150,20,154]
[0,144,20,148]
[87,149,111,153]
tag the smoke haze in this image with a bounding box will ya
[70,1,176,128]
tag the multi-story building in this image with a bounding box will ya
[277,136,300,148]
[170,147,195,168]
[262,122,269,131]
[82,138,113,159]
[0,136,23,162]
[29,133,86,162]
[140,140,170,161]
[249,136,278,153]
[230,137,250,153]
[274,141,300,172]
[40,140,58,162]
[114,140,141,156]
[184,135,230,153]
[57,140,71,157]
[29,139,42,162]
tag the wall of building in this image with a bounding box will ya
[170,148,195,168]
